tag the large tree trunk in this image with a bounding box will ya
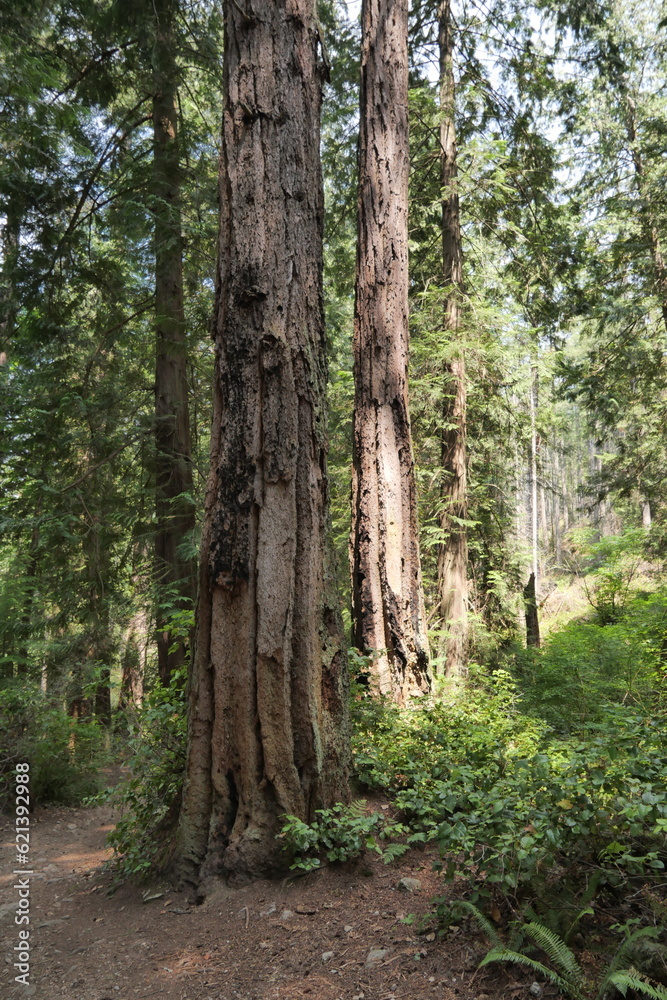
[351,0,430,703]
[174,0,349,885]
[436,0,468,681]
[153,0,195,687]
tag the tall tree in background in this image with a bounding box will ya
[175,0,349,882]
[151,0,196,686]
[352,0,430,702]
[436,0,468,679]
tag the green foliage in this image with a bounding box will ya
[469,904,667,1000]
[0,683,110,806]
[97,667,187,880]
[279,800,414,871]
[349,668,667,904]
[515,583,667,731]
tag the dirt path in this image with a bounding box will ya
[0,800,546,1000]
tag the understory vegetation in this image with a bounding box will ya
[276,544,667,991]
[3,0,667,993]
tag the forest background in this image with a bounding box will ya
[2,0,667,993]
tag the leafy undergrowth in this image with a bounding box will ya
[0,682,112,808]
[282,604,667,991]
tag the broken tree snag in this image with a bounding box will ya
[173,0,349,885]
[351,0,431,705]
[523,572,541,648]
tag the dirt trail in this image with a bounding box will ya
[0,799,544,1000]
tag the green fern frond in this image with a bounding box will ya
[564,907,594,945]
[602,926,662,984]
[380,842,409,863]
[525,922,583,982]
[348,798,368,818]
[452,901,503,948]
[606,970,667,1000]
[479,947,585,1000]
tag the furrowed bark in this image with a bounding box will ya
[153,0,195,687]
[351,0,430,703]
[174,0,349,884]
[436,0,468,681]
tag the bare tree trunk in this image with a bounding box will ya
[174,0,349,885]
[436,0,468,681]
[642,500,652,528]
[553,446,562,564]
[351,0,430,702]
[539,475,548,576]
[119,625,144,712]
[523,572,540,648]
[529,365,539,586]
[153,0,195,687]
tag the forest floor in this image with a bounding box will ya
[0,782,562,1000]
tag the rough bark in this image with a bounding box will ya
[351,0,430,702]
[153,0,195,687]
[523,572,540,648]
[174,0,349,885]
[436,0,468,680]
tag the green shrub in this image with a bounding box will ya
[347,671,667,905]
[98,666,187,879]
[279,800,416,870]
[0,683,109,808]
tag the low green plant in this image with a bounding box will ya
[279,799,419,870]
[0,683,109,808]
[460,902,667,1000]
[95,666,187,880]
[350,665,667,905]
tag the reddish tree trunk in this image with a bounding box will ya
[174,0,349,885]
[351,0,430,703]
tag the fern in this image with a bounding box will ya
[379,842,409,863]
[452,901,503,948]
[606,970,667,1000]
[479,947,585,999]
[597,928,663,999]
[524,921,584,983]
[470,910,667,1000]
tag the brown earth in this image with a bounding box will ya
[0,796,560,1000]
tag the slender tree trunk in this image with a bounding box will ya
[553,446,562,564]
[514,438,523,549]
[529,365,539,585]
[642,499,652,528]
[119,625,144,711]
[523,572,540,648]
[539,476,547,576]
[153,0,195,687]
[351,0,430,702]
[561,444,570,534]
[16,522,40,676]
[174,0,349,885]
[436,0,468,681]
